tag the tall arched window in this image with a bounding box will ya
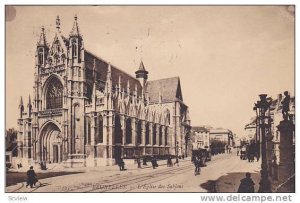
[72,39,78,58]
[46,77,63,109]
[165,127,168,146]
[153,124,157,145]
[137,120,142,145]
[115,115,122,144]
[145,123,150,145]
[86,84,93,103]
[38,48,44,65]
[85,117,91,145]
[159,126,163,146]
[97,115,103,143]
[126,118,132,144]
[166,110,171,126]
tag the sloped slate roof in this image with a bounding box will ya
[192,126,209,133]
[145,77,182,103]
[85,50,142,95]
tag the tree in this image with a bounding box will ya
[6,128,18,156]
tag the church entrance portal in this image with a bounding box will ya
[40,122,63,164]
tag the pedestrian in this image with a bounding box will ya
[167,156,173,167]
[117,157,125,171]
[182,154,185,160]
[136,157,141,168]
[175,156,179,166]
[194,156,201,175]
[26,166,38,188]
[237,172,255,193]
[237,147,240,156]
[151,156,157,169]
[143,157,147,165]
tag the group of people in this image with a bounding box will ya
[238,143,259,162]
[24,158,255,192]
[116,155,182,170]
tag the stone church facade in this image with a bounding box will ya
[16,16,191,167]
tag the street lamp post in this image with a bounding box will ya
[254,94,272,193]
[176,141,179,158]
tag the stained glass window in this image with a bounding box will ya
[46,78,63,109]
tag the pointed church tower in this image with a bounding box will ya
[36,26,48,67]
[69,14,83,65]
[19,96,24,119]
[135,61,148,88]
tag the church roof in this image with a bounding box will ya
[146,77,183,103]
[84,50,143,95]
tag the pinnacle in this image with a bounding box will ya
[70,14,81,37]
[37,26,47,46]
[19,96,23,108]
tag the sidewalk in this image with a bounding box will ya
[6,157,191,192]
[215,158,261,192]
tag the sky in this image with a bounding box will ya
[5,6,294,137]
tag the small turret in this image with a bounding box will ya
[135,61,148,88]
[36,26,48,67]
[69,14,83,63]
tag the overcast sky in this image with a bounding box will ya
[6,6,294,137]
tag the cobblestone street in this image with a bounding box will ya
[6,151,261,193]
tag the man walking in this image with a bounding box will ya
[26,166,38,188]
[194,156,201,175]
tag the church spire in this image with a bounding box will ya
[70,14,81,37]
[37,26,47,47]
[19,96,24,118]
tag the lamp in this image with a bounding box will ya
[254,94,272,193]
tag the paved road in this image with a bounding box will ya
[6,152,260,193]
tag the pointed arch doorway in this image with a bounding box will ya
[40,122,63,163]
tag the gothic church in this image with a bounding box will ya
[16,15,191,167]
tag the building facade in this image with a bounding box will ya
[191,126,210,149]
[244,117,256,142]
[209,128,234,147]
[16,16,191,167]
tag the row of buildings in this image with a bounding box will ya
[190,126,234,150]
[10,15,191,168]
